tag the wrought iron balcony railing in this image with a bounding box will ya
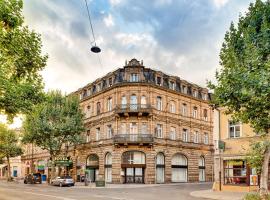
[114,104,152,115]
[113,134,154,144]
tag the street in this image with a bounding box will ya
[0,181,212,200]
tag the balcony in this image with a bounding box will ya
[113,134,154,145]
[115,104,152,116]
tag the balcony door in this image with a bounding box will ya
[141,96,147,108]
[130,95,137,110]
[121,96,127,109]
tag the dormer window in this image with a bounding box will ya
[193,90,198,98]
[202,93,207,100]
[130,73,139,82]
[169,81,175,90]
[83,90,87,98]
[157,77,162,86]
[108,78,113,87]
[182,85,187,94]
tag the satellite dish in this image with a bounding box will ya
[91,45,101,53]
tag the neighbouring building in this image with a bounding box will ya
[213,107,261,192]
[22,58,214,184]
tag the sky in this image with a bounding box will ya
[21,0,255,93]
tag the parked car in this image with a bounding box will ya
[24,173,42,184]
[51,176,75,187]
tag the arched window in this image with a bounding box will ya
[86,154,99,182]
[105,153,112,183]
[156,153,165,183]
[171,154,188,182]
[122,151,145,164]
[193,106,198,118]
[199,156,205,182]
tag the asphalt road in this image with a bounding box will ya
[0,181,212,200]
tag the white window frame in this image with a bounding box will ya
[156,124,163,138]
[193,107,198,118]
[157,96,162,111]
[170,127,176,140]
[169,81,175,90]
[170,101,176,113]
[194,131,199,143]
[204,133,209,144]
[130,73,139,82]
[181,104,187,116]
[107,125,112,139]
[96,128,100,141]
[182,129,189,142]
[107,98,113,112]
[228,121,241,138]
[86,130,91,143]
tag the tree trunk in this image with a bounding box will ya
[260,146,270,199]
[50,155,56,184]
[6,156,11,182]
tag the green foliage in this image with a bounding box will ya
[208,0,270,134]
[246,140,270,174]
[0,123,23,159]
[0,0,47,120]
[244,193,270,200]
[23,90,85,158]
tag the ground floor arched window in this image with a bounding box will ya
[105,153,112,183]
[156,153,165,183]
[86,154,99,182]
[121,151,146,184]
[171,154,188,182]
[199,156,205,182]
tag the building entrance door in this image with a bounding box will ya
[124,167,144,183]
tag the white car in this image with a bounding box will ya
[51,176,75,187]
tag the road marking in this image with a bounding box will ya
[93,194,134,200]
[23,191,77,200]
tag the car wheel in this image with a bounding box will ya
[59,182,63,187]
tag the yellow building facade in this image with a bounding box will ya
[213,107,261,192]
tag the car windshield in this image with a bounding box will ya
[60,176,72,179]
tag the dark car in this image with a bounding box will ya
[24,173,42,184]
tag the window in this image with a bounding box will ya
[157,77,162,86]
[107,125,113,138]
[141,123,148,134]
[97,83,101,92]
[156,153,165,183]
[86,130,91,142]
[107,97,113,111]
[141,96,147,108]
[229,121,241,138]
[121,96,127,109]
[169,81,175,90]
[203,109,208,121]
[202,93,207,100]
[156,124,163,138]
[97,102,101,115]
[169,101,176,113]
[193,107,198,118]
[122,151,146,164]
[120,123,126,134]
[193,90,198,98]
[130,73,139,82]
[182,129,189,142]
[156,96,162,111]
[171,154,188,182]
[130,123,137,134]
[224,160,247,185]
[83,89,87,98]
[108,78,113,87]
[96,128,100,141]
[194,131,199,143]
[170,127,176,140]
[85,105,91,118]
[130,95,137,110]
[182,85,187,94]
[181,103,187,116]
[204,133,209,144]
[199,156,205,182]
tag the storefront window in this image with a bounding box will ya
[224,160,247,185]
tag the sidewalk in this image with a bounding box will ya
[190,189,247,200]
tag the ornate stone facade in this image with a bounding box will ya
[22,58,214,184]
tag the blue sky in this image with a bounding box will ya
[22,0,254,93]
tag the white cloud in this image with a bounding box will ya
[109,0,121,6]
[103,14,115,27]
[213,0,230,8]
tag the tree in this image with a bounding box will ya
[0,124,23,181]
[208,0,270,198]
[23,91,85,182]
[0,0,47,120]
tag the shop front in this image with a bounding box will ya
[86,154,99,182]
